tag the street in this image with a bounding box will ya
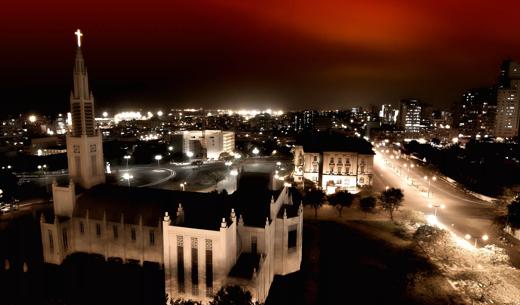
[373,149,504,250]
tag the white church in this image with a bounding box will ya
[40,30,303,304]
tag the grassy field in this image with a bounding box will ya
[266,206,465,305]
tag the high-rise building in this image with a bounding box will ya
[379,104,398,125]
[398,99,422,133]
[65,30,105,189]
[293,110,316,132]
[454,87,496,137]
[495,61,520,139]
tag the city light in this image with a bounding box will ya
[252,147,260,155]
[154,154,162,167]
[28,115,37,123]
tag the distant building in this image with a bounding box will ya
[293,134,375,193]
[454,87,496,137]
[293,110,316,132]
[180,130,235,160]
[398,99,422,134]
[30,136,66,156]
[495,61,520,139]
[40,30,302,305]
[379,104,398,125]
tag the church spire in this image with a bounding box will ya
[66,29,105,189]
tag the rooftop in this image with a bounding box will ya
[296,133,375,155]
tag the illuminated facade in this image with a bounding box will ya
[495,61,520,139]
[398,99,422,134]
[293,136,375,193]
[180,130,235,160]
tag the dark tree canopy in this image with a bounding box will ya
[303,188,326,219]
[328,190,354,217]
[508,197,520,229]
[209,285,256,305]
[360,196,377,213]
[380,188,404,220]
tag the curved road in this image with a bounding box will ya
[373,151,500,249]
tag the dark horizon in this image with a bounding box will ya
[3,0,520,114]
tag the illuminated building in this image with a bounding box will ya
[495,61,520,138]
[40,30,301,304]
[398,99,422,134]
[293,134,374,193]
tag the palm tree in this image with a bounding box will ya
[328,191,354,217]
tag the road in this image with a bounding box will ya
[373,150,500,247]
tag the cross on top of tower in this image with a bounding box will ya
[74,29,83,47]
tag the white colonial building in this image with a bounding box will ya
[293,134,375,193]
[40,30,302,304]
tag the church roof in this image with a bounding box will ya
[74,175,277,230]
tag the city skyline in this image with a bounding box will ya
[3,0,520,113]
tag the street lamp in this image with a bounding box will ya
[423,175,437,199]
[155,154,162,167]
[252,147,260,156]
[124,155,131,168]
[465,234,489,248]
[122,173,133,187]
[428,203,445,216]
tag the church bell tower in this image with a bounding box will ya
[66,29,105,189]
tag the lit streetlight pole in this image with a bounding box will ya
[122,173,133,187]
[423,175,437,199]
[186,151,194,163]
[252,147,260,157]
[124,155,131,169]
[465,234,489,248]
[155,154,162,167]
[428,203,445,216]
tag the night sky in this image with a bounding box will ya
[3,0,520,114]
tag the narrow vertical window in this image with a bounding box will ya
[113,225,118,240]
[191,237,199,295]
[131,227,136,241]
[79,221,84,234]
[48,230,54,251]
[288,224,297,250]
[177,236,185,293]
[251,236,257,254]
[205,239,213,297]
[149,230,155,245]
[96,223,101,237]
[62,229,68,250]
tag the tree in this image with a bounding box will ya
[359,196,376,214]
[169,298,202,305]
[327,191,354,217]
[507,197,520,229]
[303,188,326,219]
[380,188,404,220]
[210,285,256,305]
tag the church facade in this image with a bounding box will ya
[40,30,302,304]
